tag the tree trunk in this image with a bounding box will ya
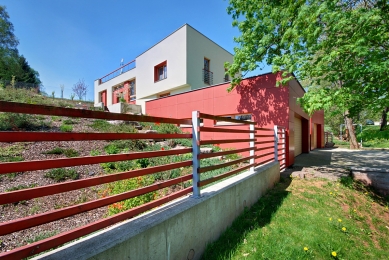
[380,107,389,131]
[344,111,359,149]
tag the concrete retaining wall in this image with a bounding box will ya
[35,162,279,260]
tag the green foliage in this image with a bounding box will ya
[62,119,76,125]
[45,168,79,182]
[26,231,59,244]
[43,147,65,155]
[63,148,79,158]
[42,147,79,157]
[227,0,389,146]
[90,149,101,156]
[6,183,37,192]
[104,139,147,155]
[142,122,182,134]
[202,177,389,259]
[0,143,24,162]
[89,119,137,133]
[104,175,156,216]
[0,112,49,131]
[60,123,73,132]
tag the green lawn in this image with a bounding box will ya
[202,176,389,259]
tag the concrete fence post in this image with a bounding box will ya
[250,124,255,172]
[274,125,278,162]
[192,111,201,198]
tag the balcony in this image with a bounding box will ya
[202,69,213,85]
[98,60,136,84]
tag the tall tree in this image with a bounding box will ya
[0,5,40,85]
[226,0,389,149]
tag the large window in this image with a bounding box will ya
[203,58,212,84]
[129,79,136,101]
[154,61,167,82]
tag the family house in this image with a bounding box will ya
[94,24,234,113]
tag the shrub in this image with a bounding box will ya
[62,119,76,125]
[63,149,79,158]
[90,149,101,156]
[45,168,79,182]
[0,113,44,131]
[89,119,137,133]
[104,175,156,216]
[60,124,73,132]
[27,231,59,244]
[43,147,65,155]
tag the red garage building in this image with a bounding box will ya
[146,72,324,167]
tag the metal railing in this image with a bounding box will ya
[0,101,282,259]
[202,69,213,85]
[98,60,136,84]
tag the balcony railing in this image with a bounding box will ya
[202,69,213,85]
[99,60,136,84]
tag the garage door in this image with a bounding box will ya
[294,116,302,156]
[313,123,317,149]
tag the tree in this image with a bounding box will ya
[0,5,40,85]
[226,0,389,149]
[72,79,88,100]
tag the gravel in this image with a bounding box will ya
[0,117,111,253]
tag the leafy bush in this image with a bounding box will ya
[0,113,47,131]
[60,124,73,132]
[0,144,25,162]
[63,149,79,158]
[174,138,192,147]
[104,140,147,154]
[62,119,76,125]
[43,147,65,155]
[45,168,79,182]
[90,149,101,156]
[89,119,137,133]
[27,231,59,244]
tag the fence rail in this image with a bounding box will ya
[0,101,285,259]
[98,60,136,84]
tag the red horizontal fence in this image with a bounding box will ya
[0,101,193,259]
[0,102,281,259]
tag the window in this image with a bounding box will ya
[214,114,252,125]
[224,68,229,82]
[129,79,136,101]
[203,58,212,84]
[154,61,167,82]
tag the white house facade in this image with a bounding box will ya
[94,24,233,113]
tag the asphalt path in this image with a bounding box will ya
[294,148,389,170]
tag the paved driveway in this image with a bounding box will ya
[294,148,389,169]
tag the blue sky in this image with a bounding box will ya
[2,0,271,101]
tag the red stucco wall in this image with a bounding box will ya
[146,73,324,167]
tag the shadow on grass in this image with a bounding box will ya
[201,176,292,259]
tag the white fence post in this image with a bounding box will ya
[274,125,278,162]
[250,124,255,172]
[192,111,201,198]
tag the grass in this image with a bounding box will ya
[26,231,59,244]
[44,168,79,182]
[202,176,389,260]
[43,147,79,157]
[334,125,389,149]
[6,184,37,192]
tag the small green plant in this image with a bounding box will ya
[6,183,37,192]
[62,119,76,125]
[70,93,75,100]
[45,168,79,182]
[26,231,59,244]
[90,149,101,156]
[63,148,79,158]
[42,147,65,155]
[60,124,73,132]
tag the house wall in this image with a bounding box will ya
[94,68,137,107]
[186,26,234,90]
[136,26,187,100]
[146,73,293,165]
